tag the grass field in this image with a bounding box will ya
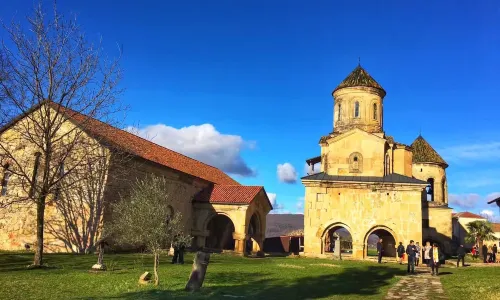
[0,251,498,300]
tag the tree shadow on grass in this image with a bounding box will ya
[107,265,405,300]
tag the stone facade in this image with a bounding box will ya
[302,65,453,259]
[0,102,271,254]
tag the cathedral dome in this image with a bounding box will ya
[411,135,448,167]
[333,65,386,96]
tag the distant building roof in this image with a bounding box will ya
[452,212,486,219]
[492,223,500,233]
[333,65,385,95]
[411,135,448,167]
[301,172,427,185]
[266,214,304,238]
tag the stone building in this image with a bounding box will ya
[302,65,453,259]
[0,102,272,253]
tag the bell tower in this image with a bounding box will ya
[332,64,386,134]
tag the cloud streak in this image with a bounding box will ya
[439,142,500,163]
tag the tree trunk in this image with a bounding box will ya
[33,194,47,266]
[185,251,210,292]
[153,252,159,286]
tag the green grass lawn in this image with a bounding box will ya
[0,251,498,300]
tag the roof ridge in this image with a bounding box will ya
[53,103,236,179]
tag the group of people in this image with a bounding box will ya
[394,240,443,275]
[471,243,498,263]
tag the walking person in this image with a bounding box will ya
[429,243,441,276]
[423,241,432,266]
[397,242,405,265]
[482,244,488,263]
[415,242,421,267]
[377,238,383,263]
[493,244,498,263]
[457,244,466,267]
[406,240,417,274]
[171,234,185,264]
[471,245,477,260]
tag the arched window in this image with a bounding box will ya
[338,104,342,121]
[349,152,363,173]
[1,164,11,196]
[426,178,434,201]
[373,103,378,120]
[354,101,360,118]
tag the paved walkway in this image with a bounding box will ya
[384,267,448,300]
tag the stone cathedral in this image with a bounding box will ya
[301,64,453,259]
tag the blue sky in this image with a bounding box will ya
[2,1,500,218]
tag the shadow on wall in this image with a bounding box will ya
[102,264,405,299]
[424,227,453,256]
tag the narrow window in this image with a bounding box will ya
[373,103,377,120]
[353,156,359,170]
[354,101,360,118]
[426,178,434,201]
[385,154,390,175]
[338,104,342,121]
[54,162,65,201]
[29,152,42,197]
[1,164,11,196]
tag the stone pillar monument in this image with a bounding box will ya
[333,236,342,260]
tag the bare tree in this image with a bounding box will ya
[0,2,123,267]
[109,175,193,286]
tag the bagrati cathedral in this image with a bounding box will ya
[301,64,452,259]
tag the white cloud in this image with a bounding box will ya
[266,192,285,213]
[481,209,494,217]
[126,123,256,176]
[439,142,500,163]
[267,193,277,206]
[277,163,298,184]
[448,193,481,209]
[303,163,321,176]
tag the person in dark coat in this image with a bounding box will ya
[482,244,488,263]
[493,244,498,263]
[457,244,466,267]
[406,240,417,274]
[171,235,185,264]
[429,243,442,276]
[376,239,383,263]
[397,242,405,265]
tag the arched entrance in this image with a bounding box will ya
[205,214,235,251]
[322,225,353,254]
[364,226,397,258]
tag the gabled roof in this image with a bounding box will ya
[411,135,448,167]
[452,212,485,219]
[333,65,385,95]
[301,172,427,185]
[1,101,240,185]
[193,185,268,206]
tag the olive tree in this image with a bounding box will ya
[109,175,193,286]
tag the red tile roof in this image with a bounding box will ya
[48,102,240,185]
[492,223,500,232]
[452,212,486,219]
[194,185,265,205]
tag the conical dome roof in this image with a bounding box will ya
[411,135,448,166]
[333,65,385,95]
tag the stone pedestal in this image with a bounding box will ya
[333,237,342,260]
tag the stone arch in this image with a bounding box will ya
[247,212,264,252]
[320,222,353,254]
[205,213,236,251]
[363,225,399,258]
[349,152,363,173]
